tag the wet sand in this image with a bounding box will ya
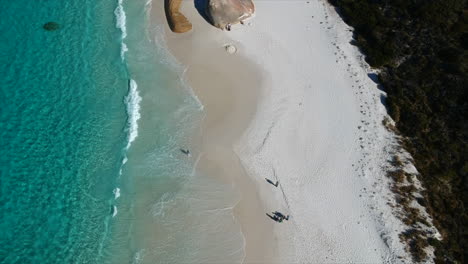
[151,1,278,263]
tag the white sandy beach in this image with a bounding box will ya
[149,0,436,263]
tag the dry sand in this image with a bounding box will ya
[148,0,438,263]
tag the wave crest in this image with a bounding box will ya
[125,79,142,149]
[114,0,127,60]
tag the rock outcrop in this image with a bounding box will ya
[164,0,192,33]
[207,0,255,30]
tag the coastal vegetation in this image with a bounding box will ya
[329,0,467,263]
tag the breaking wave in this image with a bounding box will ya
[114,0,128,60]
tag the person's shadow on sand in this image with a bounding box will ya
[266,212,289,223]
[266,213,281,222]
[265,178,279,187]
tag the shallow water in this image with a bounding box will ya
[0,0,127,263]
[106,1,246,263]
[0,0,245,263]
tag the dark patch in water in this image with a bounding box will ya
[43,22,59,31]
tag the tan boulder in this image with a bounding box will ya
[207,0,255,30]
[164,0,192,33]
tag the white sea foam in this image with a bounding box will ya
[151,193,173,217]
[114,0,127,39]
[115,0,128,60]
[120,43,128,61]
[113,187,121,199]
[112,205,118,218]
[181,68,204,110]
[132,249,145,264]
[125,79,142,149]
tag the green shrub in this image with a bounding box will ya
[329,0,467,263]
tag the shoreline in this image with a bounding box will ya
[149,0,425,263]
[151,1,278,263]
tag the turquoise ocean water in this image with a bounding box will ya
[0,0,244,263]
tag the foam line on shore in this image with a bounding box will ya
[115,0,128,60]
[124,79,142,149]
[113,187,121,199]
[112,0,142,207]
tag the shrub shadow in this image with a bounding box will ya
[367,73,379,83]
[380,94,390,114]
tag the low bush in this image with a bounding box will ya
[329,0,467,263]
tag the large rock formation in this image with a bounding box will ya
[207,0,255,30]
[164,0,192,33]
